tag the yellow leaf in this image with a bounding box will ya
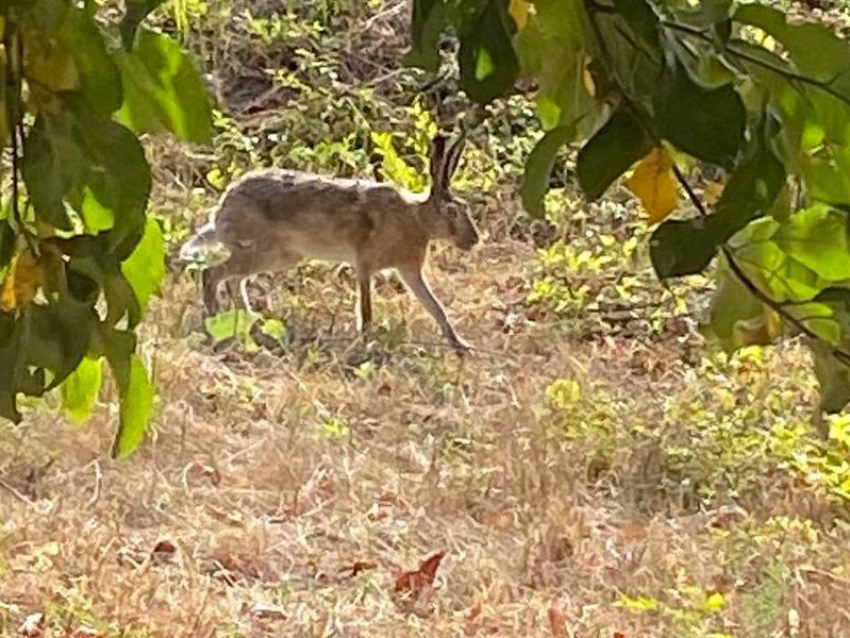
[706,591,726,612]
[0,251,43,312]
[509,0,531,29]
[626,147,680,224]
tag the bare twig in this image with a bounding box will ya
[0,476,35,506]
[671,164,709,217]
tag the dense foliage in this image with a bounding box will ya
[5,0,850,455]
[0,0,211,456]
[409,0,850,417]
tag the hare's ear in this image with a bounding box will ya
[443,133,466,183]
[429,135,448,191]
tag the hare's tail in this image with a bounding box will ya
[179,221,218,261]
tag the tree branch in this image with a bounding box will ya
[722,246,850,367]
[662,20,850,109]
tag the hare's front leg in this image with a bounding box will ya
[398,265,470,353]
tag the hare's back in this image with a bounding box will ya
[213,169,413,263]
[217,169,408,224]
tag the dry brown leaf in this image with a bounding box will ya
[394,550,446,598]
[626,147,680,224]
[152,539,178,559]
[548,606,567,636]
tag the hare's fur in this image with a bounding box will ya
[183,136,479,351]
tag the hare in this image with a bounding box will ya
[181,135,480,352]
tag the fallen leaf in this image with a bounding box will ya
[463,600,484,636]
[548,606,566,635]
[613,632,627,638]
[247,603,287,621]
[626,146,680,224]
[394,550,446,598]
[152,539,178,559]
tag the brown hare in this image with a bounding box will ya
[181,134,479,352]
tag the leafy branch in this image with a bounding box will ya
[401,0,850,414]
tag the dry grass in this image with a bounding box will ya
[3,203,850,637]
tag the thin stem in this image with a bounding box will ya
[671,163,708,217]
[3,21,21,230]
[662,20,850,109]
[723,246,850,367]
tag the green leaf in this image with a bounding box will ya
[773,206,850,281]
[734,5,850,92]
[650,122,785,278]
[707,253,772,352]
[70,108,152,256]
[63,7,122,114]
[804,149,850,206]
[111,354,154,459]
[121,218,165,312]
[27,304,95,389]
[728,218,829,304]
[205,308,261,344]
[98,326,151,459]
[0,316,26,423]
[0,220,14,270]
[613,0,660,46]
[120,0,167,49]
[654,61,745,168]
[22,112,86,230]
[458,0,520,103]
[515,0,589,129]
[405,0,447,72]
[520,124,576,218]
[114,30,213,145]
[61,356,103,423]
[80,188,115,232]
[576,106,653,201]
[260,318,288,342]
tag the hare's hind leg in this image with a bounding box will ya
[203,246,298,315]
